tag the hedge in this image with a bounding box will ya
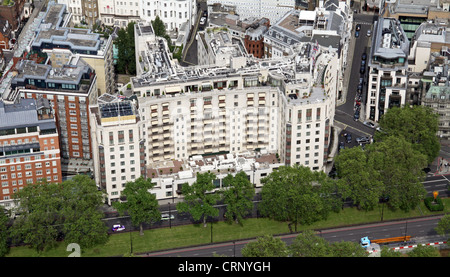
[424,196,444,211]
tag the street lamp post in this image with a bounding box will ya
[129,231,133,255]
[168,202,172,229]
[172,179,175,203]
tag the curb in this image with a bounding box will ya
[391,241,447,251]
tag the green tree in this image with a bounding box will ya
[151,16,174,51]
[259,164,340,232]
[376,105,440,164]
[407,244,440,257]
[221,171,255,225]
[335,147,384,211]
[329,241,369,257]
[241,235,288,257]
[0,208,9,257]
[10,180,63,252]
[435,214,450,241]
[151,16,167,37]
[60,175,109,249]
[10,176,109,253]
[366,136,428,212]
[176,172,220,227]
[113,177,161,235]
[289,230,331,257]
[115,22,136,75]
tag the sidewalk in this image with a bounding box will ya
[431,156,450,176]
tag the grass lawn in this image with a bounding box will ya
[6,198,450,257]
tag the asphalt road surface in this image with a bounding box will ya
[142,215,446,257]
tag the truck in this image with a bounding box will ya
[360,236,411,249]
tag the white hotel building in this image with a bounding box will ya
[92,20,340,204]
[132,22,339,170]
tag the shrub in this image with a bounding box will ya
[424,196,444,211]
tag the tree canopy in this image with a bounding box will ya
[10,175,108,252]
[0,208,9,257]
[365,136,428,212]
[376,105,440,164]
[241,235,289,257]
[115,22,137,75]
[335,146,384,211]
[259,164,340,232]
[176,172,220,227]
[242,232,369,257]
[112,177,161,235]
[221,171,255,225]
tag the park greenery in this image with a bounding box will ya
[4,175,108,254]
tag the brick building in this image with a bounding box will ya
[0,0,27,31]
[6,57,98,175]
[0,97,62,209]
[244,18,270,58]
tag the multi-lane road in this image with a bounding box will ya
[141,215,446,257]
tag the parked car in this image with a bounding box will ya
[354,110,360,121]
[361,53,367,60]
[339,141,345,151]
[357,83,363,93]
[346,133,352,143]
[355,30,360,38]
[361,60,366,66]
[161,214,175,221]
[356,136,370,144]
[367,29,372,37]
[356,24,361,31]
[363,121,375,128]
[112,224,125,232]
[360,65,365,74]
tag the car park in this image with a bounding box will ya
[112,224,125,232]
[363,121,375,128]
